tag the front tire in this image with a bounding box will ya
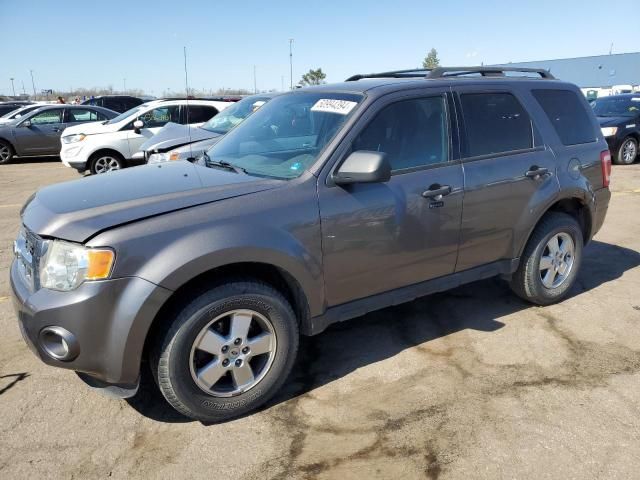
[511,212,583,305]
[614,137,638,165]
[89,152,124,174]
[151,280,299,422]
[0,140,14,164]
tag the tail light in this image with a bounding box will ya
[600,150,611,188]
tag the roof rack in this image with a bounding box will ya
[345,66,555,81]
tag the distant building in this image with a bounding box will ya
[498,52,640,98]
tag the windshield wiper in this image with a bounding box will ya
[202,151,248,174]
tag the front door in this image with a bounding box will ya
[14,108,66,155]
[318,92,464,307]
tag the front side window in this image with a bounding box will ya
[29,109,64,125]
[533,89,596,146]
[353,96,448,171]
[138,106,180,128]
[460,92,533,157]
[204,92,363,179]
[201,96,272,134]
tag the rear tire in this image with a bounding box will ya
[0,140,14,164]
[510,212,583,305]
[613,137,638,165]
[89,151,124,174]
[151,280,299,423]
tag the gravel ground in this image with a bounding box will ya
[1,158,640,480]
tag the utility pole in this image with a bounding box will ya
[289,38,294,90]
[253,65,257,94]
[123,78,126,93]
[9,78,15,97]
[21,80,26,95]
[30,70,36,99]
[609,43,614,55]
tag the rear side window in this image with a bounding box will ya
[186,105,218,124]
[532,89,596,146]
[460,92,533,157]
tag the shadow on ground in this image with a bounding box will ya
[11,156,60,164]
[126,240,640,423]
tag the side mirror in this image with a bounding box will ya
[21,119,32,128]
[133,119,144,133]
[333,150,391,185]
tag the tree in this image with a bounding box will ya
[422,48,440,69]
[299,68,327,86]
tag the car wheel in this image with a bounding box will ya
[510,212,583,305]
[614,137,638,165]
[89,152,123,174]
[151,280,299,422]
[0,140,14,164]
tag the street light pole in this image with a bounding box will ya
[123,78,126,93]
[30,70,36,99]
[289,38,294,90]
[9,78,15,97]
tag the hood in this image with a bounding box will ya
[21,161,282,242]
[597,116,634,127]
[172,135,225,156]
[63,120,121,136]
[140,123,219,153]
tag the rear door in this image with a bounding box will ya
[318,89,464,307]
[452,86,559,271]
[13,108,66,155]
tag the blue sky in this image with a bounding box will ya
[1,0,638,96]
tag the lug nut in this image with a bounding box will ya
[221,345,229,353]
[242,347,250,354]
[222,359,230,367]
[235,359,242,367]
[234,338,242,346]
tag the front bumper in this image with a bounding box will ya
[10,259,172,387]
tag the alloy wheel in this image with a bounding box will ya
[539,232,575,289]
[93,156,121,174]
[622,139,637,164]
[0,145,11,162]
[189,309,277,397]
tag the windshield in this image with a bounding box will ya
[592,97,640,117]
[105,104,148,124]
[202,92,363,179]
[201,95,272,134]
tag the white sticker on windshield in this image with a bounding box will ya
[311,99,357,115]
[632,98,640,102]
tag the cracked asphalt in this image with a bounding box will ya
[1,158,640,479]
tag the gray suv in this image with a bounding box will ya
[10,67,611,422]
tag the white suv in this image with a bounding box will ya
[60,99,232,174]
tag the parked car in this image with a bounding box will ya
[60,99,232,174]
[592,94,640,164]
[81,95,145,113]
[0,101,34,117]
[143,94,275,164]
[11,67,611,422]
[0,104,47,125]
[0,105,117,164]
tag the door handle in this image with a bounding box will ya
[525,166,549,179]
[422,184,452,200]
[53,128,61,132]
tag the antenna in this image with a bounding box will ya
[183,46,193,160]
[609,43,614,55]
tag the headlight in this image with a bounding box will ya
[148,151,181,163]
[62,134,86,144]
[601,127,618,137]
[39,240,115,291]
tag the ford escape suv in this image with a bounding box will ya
[11,67,611,422]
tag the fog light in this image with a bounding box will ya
[39,326,79,361]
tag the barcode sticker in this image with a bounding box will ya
[311,99,357,115]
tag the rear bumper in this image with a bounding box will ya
[10,259,172,386]
[591,187,611,239]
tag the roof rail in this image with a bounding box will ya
[426,66,555,79]
[346,66,554,82]
[345,69,432,81]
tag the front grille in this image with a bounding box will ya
[14,227,43,292]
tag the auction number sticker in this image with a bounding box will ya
[311,99,357,115]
